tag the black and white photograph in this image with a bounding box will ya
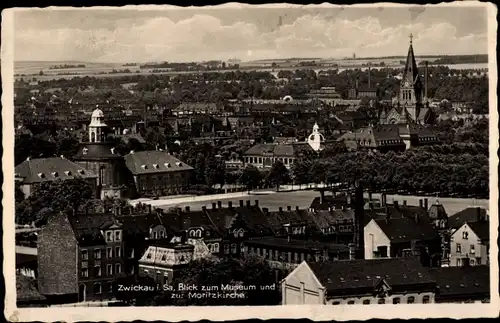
[2,2,498,321]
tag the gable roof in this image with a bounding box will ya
[428,266,490,300]
[15,157,97,184]
[448,207,488,229]
[124,150,193,175]
[73,142,123,160]
[467,221,490,242]
[374,216,439,243]
[308,257,434,294]
[68,213,118,246]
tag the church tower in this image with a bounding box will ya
[399,34,424,122]
[89,106,107,143]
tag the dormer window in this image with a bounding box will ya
[105,231,113,242]
[64,171,72,176]
[52,172,59,178]
[176,162,182,167]
[164,163,170,168]
[83,147,88,155]
[38,173,45,179]
[110,148,115,155]
[153,164,159,169]
[78,170,85,175]
[141,164,148,170]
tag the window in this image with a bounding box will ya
[213,243,220,253]
[81,268,88,277]
[159,230,165,238]
[224,244,230,255]
[332,301,340,305]
[128,248,135,259]
[106,231,113,242]
[378,299,386,304]
[94,265,102,277]
[94,283,102,295]
[462,231,469,239]
[422,295,430,304]
[115,230,121,241]
[153,232,158,240]
[81,249,88,260]
[115,263,122,274]
[393,297,401,304]
[107,264,113,276]
[107,247,113,259]
[363,300,371,305]
[231,243,237,254]
[470,244,475,253]
[347,300,355,305]
[108,282,114,294]
[456,244,462,254]
[407,296,415,304]
[94,249,101,259]
[457,258,462,266]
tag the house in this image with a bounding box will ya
[262,206,313,238]
[364,207,441,266]
[448,207,489,230]
[449,219,489,267]
[281,257,436,305]
[124,150,193,197]
[428,266,490,303]
[15,156,98,199]
[244,142,315,169]
[244,237,350,273]
[38,212,126,303]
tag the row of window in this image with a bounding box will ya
[455,243,476,254]
[332,295,430,305]
[84,281,113,295]
[245,156,294,165]
[206,243,220,253]
[139,174,185,191]
[81,263,122,278]
[151,230,166,240]
[105,230,122,243]
[249,246,334,264]
[81,246,124,260]
[456,258,482,266]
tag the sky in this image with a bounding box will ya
[13,4,489,63]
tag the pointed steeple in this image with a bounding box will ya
[403,33,420,85]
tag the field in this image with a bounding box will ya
[15,58,488,82]
[157,190,489,217]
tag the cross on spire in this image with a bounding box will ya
[409,33,413,44]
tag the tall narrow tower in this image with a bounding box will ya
[89,106,107,143]
[399,34,424,123]
[353,180,365,260]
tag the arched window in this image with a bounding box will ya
[363,299,371,305]
[407,296,415,304]
[422,295,430,304]
[94,282,102,295]
[196,229,202,238]
[213,243,220,253]
[347,300,355,305]
[91,131,96,143]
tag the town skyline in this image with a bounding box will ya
[13,5,488,63]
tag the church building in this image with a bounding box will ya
[380,34,436,125]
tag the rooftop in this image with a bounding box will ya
[246,237,349,252]
[15,156,97,184]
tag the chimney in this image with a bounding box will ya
[355,79,359,89]
[201,206,206,212]
[354,181,365,260]
[424,198,429,211]
[348,243,356,260]
[177,207,182,213]
[239,200,244,207]
[403,200,407,207]
[415,213,419,223]
[419,199,423,208]
[254,200,259,207]
[185,206,190,212]
[148,205,152,214]
[368,65,372,88]
[320,190,325,204]
[262,207,269,215]
[424,61,428,100]
[368,201,374,210]
[228,201,233,209]
[381,193,386,207]
[476,207,482,222]
[394,200,399,210]
[279,207,283,212]
[212,202,217,210]
[385,206,390,222]
[296,206,300,211]
[246,200,251,207]
[217,201,222,209]
[287,206,292,211]
[368,191,373,202]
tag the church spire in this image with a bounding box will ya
[403,33,419,85]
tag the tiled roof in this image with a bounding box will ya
[68,213,118,246]
[308,257,434,292]
[429,266,489,300]
[73,142,123,160]
[15,157,97,184]
[264,208,314,231]
[365,204,431,224]
[124,150,193,175]
[448,207,488,229]
[374,216,439,243]
[244,142,314,157]
[246,237,349,252]
[16,273,47,303]
[467,221,490,241]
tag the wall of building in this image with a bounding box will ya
[281,263,325,305]
[364,220,391,260]
[327,292,435,305]
[134,171,191,196]
[244,155,295,169]
[450,224,487,266]
[139,264,174,285]
[38,213,78,296]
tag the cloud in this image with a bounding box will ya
[14,13,487,62]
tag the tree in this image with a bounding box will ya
[238,165,262,192]
[266,161,290,192]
